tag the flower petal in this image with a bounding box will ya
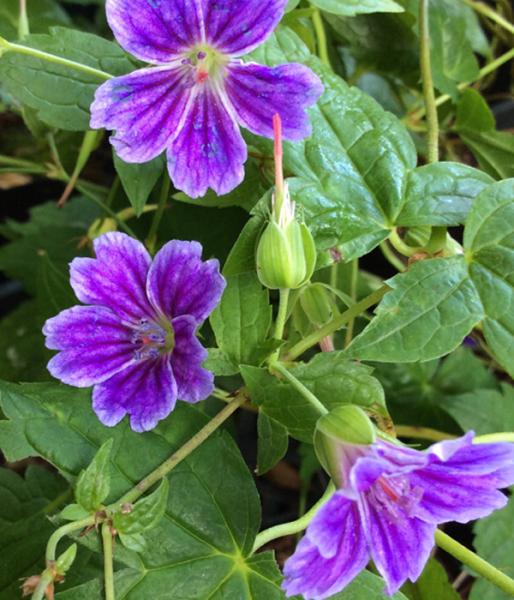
[166,86,247,197]
[147,240,225,322]
[106,0,203,63]
[203,0,287,56]
[360,495,436,595]
[70,232,153,323]
[43,306,134,387]
[227,62,323,141]
[92,358,177,432]
[171,315,213,402]
[283,494,368,599]
[411,441,514,524]
[91,66,194,163]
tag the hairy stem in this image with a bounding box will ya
[435,530,514,596]
[146,174,171,253]
[312,9,331,67]
[286,285,389,360]
[5,41,112,79]
[253,483,335,552]
[117,396,246,505]
[419,0,439,163]
[102,524,116,600]
[46,516,95,564]
[270,361,328,416]
[270,288,290,363]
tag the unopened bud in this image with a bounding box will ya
[88,217,117,240]
[314,405,376,488]
[299,283,333,327]
[55,544,77,576]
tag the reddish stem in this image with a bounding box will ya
[273,113,284,202]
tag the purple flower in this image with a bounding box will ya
[283,433,514,598]
[43,232,225,432]
[90,0,323,198]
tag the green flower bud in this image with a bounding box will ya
[314,405,376,488]
[55,543,77,576]
[256,184,316,290]
[299,283,333,327]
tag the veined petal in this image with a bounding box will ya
[91,66,195,163]
[227,62,323,141]
[92,357,177,432]
[147,240,225,322]
[202,0,287,56]
[359,494,436,595]
[70,232,153,323]
[166,85,247,197]
[171,315,213,402]
[283,493,368,599]
[43,306,134,387]
[106,0,203,63]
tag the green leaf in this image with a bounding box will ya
[402,558,459,600]
[464,179,514,377]
[347,257,484,362]
[309,0,404,16]
[223,211,266,277]
[76,439,113,512]
[0,27,133,130]
[332,570,409,599]
[60,503,90,521]
[204,348,239,376]
[428,0,479,98]
[0,465,68,600]
[113,479,169,534]
[113,153,165,216]
[210,272,272,366]
[470,496,514,600]
[455,90,514,180]
[256,412,289,475]
[242,352,387,442]
[444,383,514,435]
[0,381,286,599]
[0,0,71,40]
[396,162,493,227]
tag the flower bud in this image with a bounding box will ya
[256,185,316,290]
[299,283,333,327]
[55,543,77,576]
[314,405,376,489]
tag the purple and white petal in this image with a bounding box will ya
[166,86,247,197]
[202,0,287,56]
[283,494,369,599]
[171,315,213,403]
[106,0,203,63]
[92,357,177,432]
[70,232,153,323]
[359,495,436,595]
[91,66,194,163]
[44,306,134,387]
[147,239,225,322]
[226,62,323,141]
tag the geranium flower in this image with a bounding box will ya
[90,0,323,198]
[43,232,225,432]
[282,433,514,598]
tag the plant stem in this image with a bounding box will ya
[435,530,514,596]
[270,288,290,363]
[344,259,359,347]
[270,361,328,416]
[102,524,115,600]
[419,0,439,163]
[253,483,335,552]
[380,241,406,272]
[462,0,514,36]
[18,0,29,39]
[31,571,54,600]
[146,174,170,253]
[45,516,95,564]
[312,9,331,67]
[286,285,389,360]
[411,48,514,121]
[395,425,457,441]
[475,432,514,444]
[5,41,112,80]
[117,396,246,505]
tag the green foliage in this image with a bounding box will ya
[456,90,514,180]
[402,558,459,600]
[308,0,404,16]
[75,439,113,512]
[0,27,133,130]
[256,412,289,475]
[112,479,169,534]
[113,154,165,216]
[0,0,71,40]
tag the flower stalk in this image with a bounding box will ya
[419,0,439,163]
[102,524,116,600]
[270,361,328,416]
